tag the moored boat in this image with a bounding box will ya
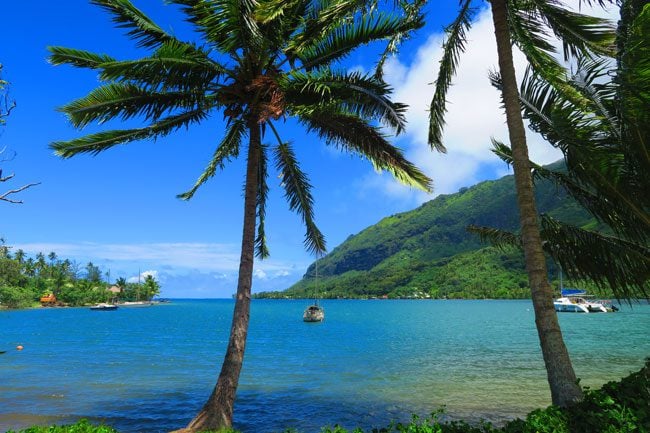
[118,301,153,307]
[553,289,607,313]
[303,303,325,322]
[303,258,325,322]
[90,303,118,311]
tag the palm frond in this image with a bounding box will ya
[428,0,474,153]
[297,11,423,70]
[255,143,270,259]
[177,119,245,200]
[286,70,408,134]
[618,4,650,188]
[541,215,649,301]
[287,0,368,58]
[91,0,172,48]
[59,82,205,128]
[527,0,616,59]
[375,0,427,79]
[47,47,116,69]
[273,142,326,256]
[170,0,263,54]
[98,40,226,91]
[468,218,650,300]
[577,0,617,7]
[297,107,432,192]
[506,0,591,107]
[51,108,208,158]
[467,224,522,249]
[491,139,650,247]
[254,0,301,24]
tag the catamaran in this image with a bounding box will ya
[553,289,608,313]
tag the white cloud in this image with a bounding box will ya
[254,269,268,280]
[13,241,302,275]
[364,2,618,203]
[127,269,158,283]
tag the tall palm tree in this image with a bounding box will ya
[14,249,25,265]
[49,0,431,430]
[428,0,615,407]
[35,252,47,277]
[480,0,649,299]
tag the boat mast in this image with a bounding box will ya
[314,259,319,306]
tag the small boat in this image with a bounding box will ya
[303,259,325,322]
[118,301,153,307]
[90,303,118,311]
[554,289,607,313]
[303,303,325,322]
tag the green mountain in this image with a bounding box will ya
[257,162,605,299]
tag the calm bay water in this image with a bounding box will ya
[1,299,648,433]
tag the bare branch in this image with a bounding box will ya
[0,182,41,204]
[0,171,15,182]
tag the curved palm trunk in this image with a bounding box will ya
[489,0,583,407]
[182,121,261,432]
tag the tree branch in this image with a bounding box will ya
[0,182,40,204]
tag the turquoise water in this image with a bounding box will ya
[1,299,648,433]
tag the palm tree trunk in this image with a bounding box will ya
[181,120,261,432]
[489,0,583,407]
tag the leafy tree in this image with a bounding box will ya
[142,274,160,300]
[428,0,615,407]
[85,261,102,283]
[35,252,47,276]
[0,285,34,308]
[115,277,127,290]
[24,257,35,277]
[14,248,25,265]
[48,0,430,430]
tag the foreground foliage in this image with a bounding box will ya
[8,359,649,433]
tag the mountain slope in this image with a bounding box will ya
[259,162,600,299]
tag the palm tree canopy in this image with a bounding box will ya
[49,0,432,257]
[472,2,650,300]
[428,0,616,151]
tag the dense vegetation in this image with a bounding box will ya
[0,243,160,309]
[8,358,649,433]
[257,163,614,300]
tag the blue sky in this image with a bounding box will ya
[1,1,615,298]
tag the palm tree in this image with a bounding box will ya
[428,0,615,407]
[115,276,128,289]
[142,274,161,300]
[24,258,36,277]
[35,252,47,277]
[48,252,58,278]
[14,249,25,266]
[49,0,431,430]
[480,0,649,299]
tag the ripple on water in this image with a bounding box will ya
[1,299,648,433]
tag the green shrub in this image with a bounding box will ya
[7,419,118,433]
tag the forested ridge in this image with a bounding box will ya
[257,162,613,299]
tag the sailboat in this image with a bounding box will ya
[303,259,324,322]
